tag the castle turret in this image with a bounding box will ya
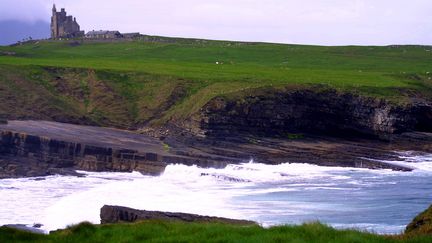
[51,4,58,38]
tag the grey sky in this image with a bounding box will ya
[0,0,431,45]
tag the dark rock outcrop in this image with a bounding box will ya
[100,205,255,225]
[0,130,167,178]
[186,88,432,138]
[406,205,432,235]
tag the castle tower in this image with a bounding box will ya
[51,4,58,38]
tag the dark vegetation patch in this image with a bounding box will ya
[68,41,82,47]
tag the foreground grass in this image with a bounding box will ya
[0,221,431,243]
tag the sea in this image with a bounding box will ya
[0,151,431,234]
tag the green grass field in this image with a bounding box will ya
[0,38,431,127]
[1,221,431,243]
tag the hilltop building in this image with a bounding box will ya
[85,31,141,39]
[122,33,141,39]
[51,4,84,39]
[86,30,122,39]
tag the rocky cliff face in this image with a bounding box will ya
[185,89,432,138]
[0,131,166,178]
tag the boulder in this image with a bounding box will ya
[100,205,255,225]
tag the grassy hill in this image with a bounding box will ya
[0,38,431,128]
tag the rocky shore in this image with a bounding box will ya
[1,116,432,179]
[2,119,431,178]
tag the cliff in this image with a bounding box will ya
[185,88,432,138]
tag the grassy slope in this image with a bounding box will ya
[406,205,432,236]
[0,39,431,127]
[1,221,431,243]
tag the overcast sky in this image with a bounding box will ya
[0,0,431,45]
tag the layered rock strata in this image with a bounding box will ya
[0,120,233,178]
[0,130,166,177]
[186,89,432,138]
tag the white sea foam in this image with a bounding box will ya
[331,223,406,235]
[395,152,432,172]
[364,151,432,173]
[0,152,431,234]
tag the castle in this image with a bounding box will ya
[51,4,84,39]
[51,4,140,40]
